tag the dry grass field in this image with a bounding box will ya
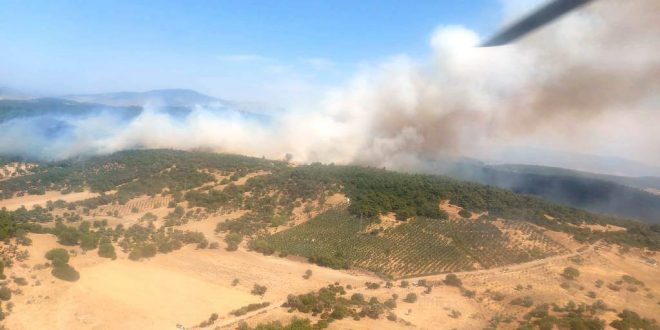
[0,190,99,211]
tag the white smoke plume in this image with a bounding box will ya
[1,0,659,168]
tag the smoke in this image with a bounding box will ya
[2,0,659,169]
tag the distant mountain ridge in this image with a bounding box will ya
[485,147,660,177]
[491,164,660,191]
[440,161,660,224]
[61,89,228,107]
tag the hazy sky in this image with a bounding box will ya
[1,0,509,105]
[2,0,657,167]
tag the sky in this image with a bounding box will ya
[1,0,509,105]
[1,0,658,169]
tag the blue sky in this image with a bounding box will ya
[1,0,513,104]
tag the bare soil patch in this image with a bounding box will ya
[0,191,99,211]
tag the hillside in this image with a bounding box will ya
[0,149,657,329]
[493,164,660,191]
[444,162,660,224]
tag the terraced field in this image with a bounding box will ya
[93,195,173,217]
[262,207,568,278]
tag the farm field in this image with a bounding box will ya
[260,207,569,278]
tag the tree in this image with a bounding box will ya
[80,233,99,251]
[351,293,365,304]
[224,233,242,251]
[0,286,11,301]
[458,209,471,218]
[610,310,657,330]
[45,248,70,267]
[444,273,462,287]
[51,264,80,282]
[404,293,418,303]
[562,267,580,280]
[98,239,117,259]
[251,284,267,296]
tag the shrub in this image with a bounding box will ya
[232,278,240,286]
[197,313,220,327]
[330,304,349,320]
[400,280,409,288]
[621,275,644,286]
[607,283,621,291]
[458,209,471,218]
[444,273,462,287]
[462,289,476,298]
[251,284,267,296]
[562,267,580,280]
[230,302,270,316]
[404,293,417,303]
[491,292,506,301]
[80,234,99,251]
[45,248,70,267]
[610,310,658,330]
[225,233,242,251]
[0,286,11,301]
[351,293,365,304]
[510,296,534,307]
[98,241,117,259]
[303,269,312,279]
[51,264,80,282]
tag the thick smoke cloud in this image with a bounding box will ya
[2,0,659,168]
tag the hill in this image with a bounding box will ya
[443,162,660,224]
[492,164,660,191]
[485,147,660,177]
[0,149,658,329]
[0,98,139,123]
[61,89,227,107]
[1,149,657,252]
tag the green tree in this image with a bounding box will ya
[80,233,99,251]
[45,248,70,267]
[444,273,462,287]
[0,286,11,301]
[404,293,418,303]
[51,264,80,282]
[98,239,117,259]
[562,267,580,280]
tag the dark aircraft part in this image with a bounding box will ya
[481,0,594,47]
